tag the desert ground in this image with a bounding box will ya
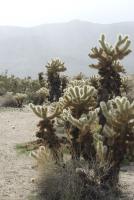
[0,107,134,200]
[0,107,37,200]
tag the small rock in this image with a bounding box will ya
[31,178,36,183]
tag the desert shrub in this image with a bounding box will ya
[0,88,6,96]
[14,93,27,107]
[0,72,41,102]
[31,147,119,200]
[0,81,6,95]
[28,93,44,105]
[0,94,17,107]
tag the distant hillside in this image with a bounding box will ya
[0,20,134,77]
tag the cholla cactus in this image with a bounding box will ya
[67,79,90,89]
[30,103,61,119]
[31,144,63,165]
[100,96,134,185]
[62,109,99,132]
[101,96,134,130]
[59,85,97,117]
[89,34,131,71]
[31,146,52,165]
[94,136,108,167]
[61,108,100,160]
[61,75,68,94]
[89,34,131,127]
[120,75,129,95]
[38,72,46,87]
[45,58,67,102]
[89,75,100,89]
[36,87,49,104]
[46,58,66,74]
[73,72,86,80]
[89,34,131,102]
[14,93,27,107]
[30,103,62,161]
[55,84,97,160]
[36,87,49,95]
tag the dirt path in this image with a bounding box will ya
[0,108,134,200]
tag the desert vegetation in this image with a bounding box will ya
[0,34,134,200]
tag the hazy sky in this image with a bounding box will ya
[0,0,133,27]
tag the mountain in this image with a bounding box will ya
[0,20,134,77]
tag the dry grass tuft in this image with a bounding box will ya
[32,148,123,200]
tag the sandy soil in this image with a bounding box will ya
[0,108,134,200]
[121,164,134,199]
[0,108,38,200]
